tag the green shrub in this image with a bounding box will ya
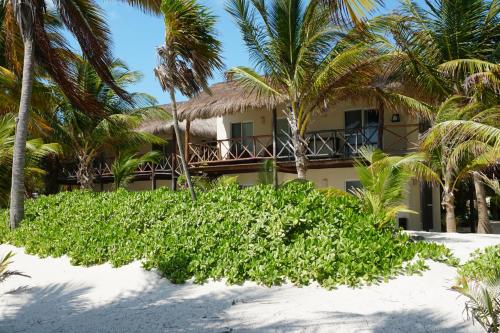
[459,245,500,282]
[454,246,500,333]
[1,182,455,288]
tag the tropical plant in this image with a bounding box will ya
[389,0,499,99]
[0,251,29,284]
[47,59,164,189]
[1,182,457,288]
[421,97,500,232]
[380,0,499,232]
[2,0,162,229]
[352,146,430,228]
[112,151,161,189]
[154,0,223,201]
[319,0,381,26]
[227,0,386,179]
[0,114,60,208]
[455,247,500,333]
[258,159,275,185]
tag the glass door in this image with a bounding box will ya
[231,122,253,158]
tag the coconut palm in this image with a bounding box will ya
[111,150,161,189]
[421,96,500,232]
[48,58,164,189]
[389,0,499,99]
[0,114,59,207]
[429,60,500,233]
[2,0,162,229]
[352,146,433,228]
[227,0,384,179]
[154,0,224,201]
[319,0,381,26]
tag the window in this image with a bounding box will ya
[344,109,379,154]
[276,118,292,158]
[231,122,254,157]
[345,180,363,194]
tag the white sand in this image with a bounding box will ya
[0,231,499,333]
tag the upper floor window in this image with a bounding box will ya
[345,109,379,149]
[231,122,254,157]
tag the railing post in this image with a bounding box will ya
[151,162,156,190]
[272,108,278,188]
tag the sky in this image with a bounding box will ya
[96,0,407,104]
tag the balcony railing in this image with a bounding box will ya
[188,124,419,165]
[60,124,419,181]
[61,155,180,181]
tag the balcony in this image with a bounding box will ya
[59,124,419,184]
[188,124,419,166]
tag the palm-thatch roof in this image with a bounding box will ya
[139,104,216,138]
[177,81,280,121]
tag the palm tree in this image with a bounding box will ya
[2,0,161,228]
[48,58,164,189]
[0,114,59,207]
[432,60,500,233]
[227,0,383,179]
[421,97,500,232]
[387,0,499,232]
[352,146,432,228]
[154,0,224,201]
[319,0,382,26]
[388,0,499,99]
[111,150,160,189]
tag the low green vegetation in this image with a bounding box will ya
[459,245,500,281]
[0,182,457,288]
[454,245,500,332]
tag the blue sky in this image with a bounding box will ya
[98,0,406,104]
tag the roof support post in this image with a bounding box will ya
[272,107,278,189]
[184,119,191,165]
[171,126,177,191]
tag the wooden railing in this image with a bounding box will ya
[61,155,180,181]
[188,124,419,165]
[188,135,274,164]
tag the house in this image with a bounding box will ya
[175,81,441,232]
[58,81,442,231]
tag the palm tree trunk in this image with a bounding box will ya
[442,187,457,232]
[473,172,492,234]
[293,131,307,180]
[9,38,35,229]
[76,152,95,190]
[169,88,196,201]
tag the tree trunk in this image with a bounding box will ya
[169,88,196,201]
[442,188,457,232]
[9,38,35,229]
[292,128,307,180]
[473,172,492,234]
[76,152,95,190]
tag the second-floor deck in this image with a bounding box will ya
[188,124,419,166]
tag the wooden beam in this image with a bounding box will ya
[184,119,191,164]
[171,126,177,191]
[272,108,278,188]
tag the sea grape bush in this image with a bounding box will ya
[0,182,456,288]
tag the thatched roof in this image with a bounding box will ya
[139,105,217,138]
[177,81,280,121]
[140,118,216,138]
